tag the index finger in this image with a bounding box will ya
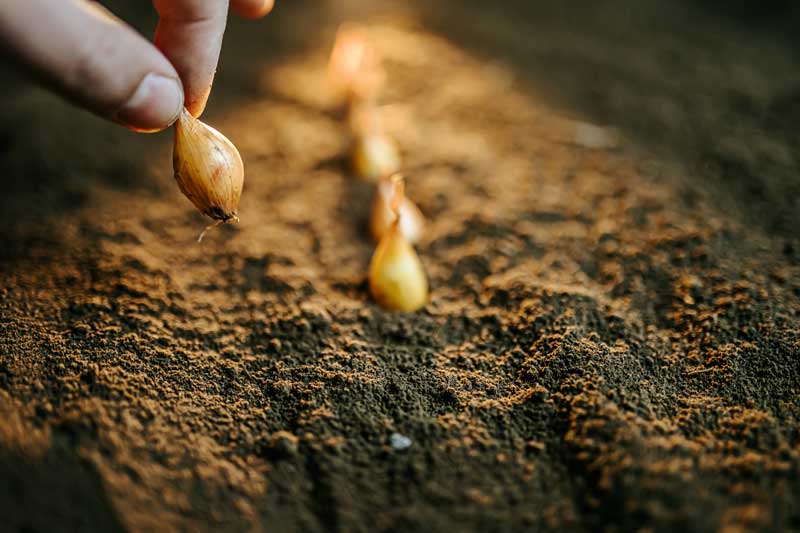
[152,0,273,118]
[153,0,228,117]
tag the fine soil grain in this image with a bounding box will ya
[1,1,799,531]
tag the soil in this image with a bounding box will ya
[1,0,799,531]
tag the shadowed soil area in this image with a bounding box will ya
[1,1,798,531]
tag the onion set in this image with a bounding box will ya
[172,108,244,242]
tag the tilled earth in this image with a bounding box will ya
[1,1,799,531]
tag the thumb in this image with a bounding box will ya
[0,0,183,132]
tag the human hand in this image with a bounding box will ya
[0,0,273,132]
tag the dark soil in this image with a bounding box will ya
[1,1,799,531]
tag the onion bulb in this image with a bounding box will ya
[370,174,425,243]
[172,108,244,241]
[368,177,429,311]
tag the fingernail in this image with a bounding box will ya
[115,73,183,133]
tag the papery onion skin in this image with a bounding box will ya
[370,178,425,243]
[173,108,244,223]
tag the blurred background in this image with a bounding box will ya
[1,1,799,532]
[1,0,799,240]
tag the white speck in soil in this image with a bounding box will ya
[390,432,412,451]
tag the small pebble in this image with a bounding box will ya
[390,432,412,451]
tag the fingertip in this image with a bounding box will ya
[232,0,274,19]
[184,83,211,118]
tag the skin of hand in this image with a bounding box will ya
[0,0,273,132]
